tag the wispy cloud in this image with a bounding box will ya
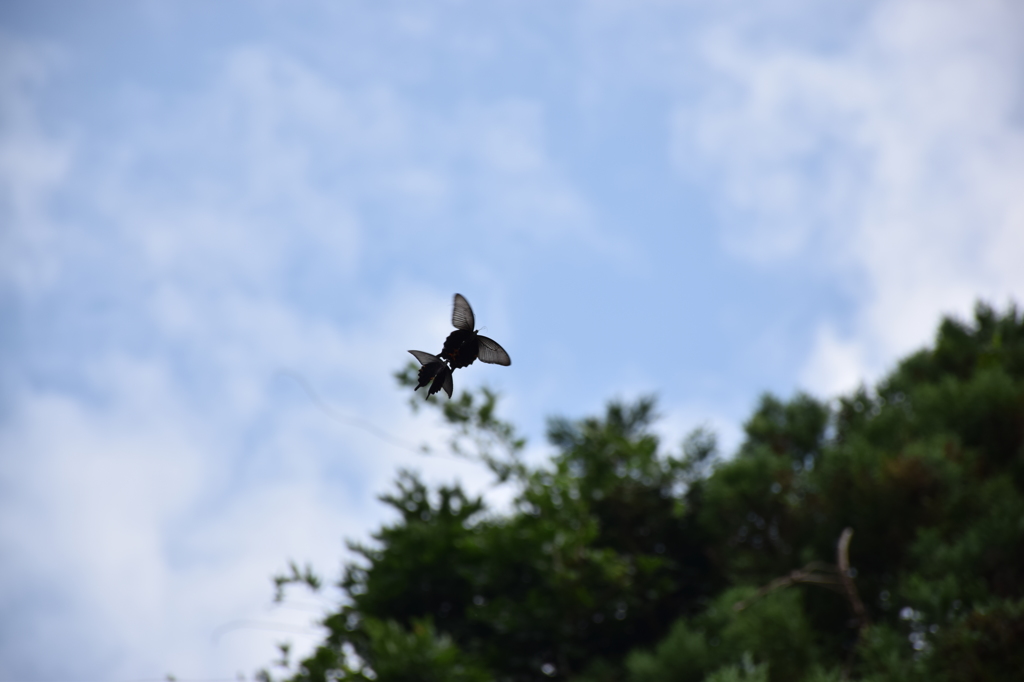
[671,0,1024,394]
[4,2,1023,679]
[0,36,534,678]
[0,34,72,295]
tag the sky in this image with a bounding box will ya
[1,0,1023,679]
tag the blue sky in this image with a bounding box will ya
[2,1,1023,679]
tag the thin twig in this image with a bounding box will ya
[278,370,429,454]
[733,563,843,611]
[210,618,324,645]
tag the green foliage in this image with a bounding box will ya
[703,654,770,682]
[271,302,1024,682]
[355,618,491,682]
[624,588,822,682]
[396,361,526,480]
[265,616,489,682]
[927,598,1024,682]
[273,561,322,603]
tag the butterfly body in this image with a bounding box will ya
[441,328,481,369]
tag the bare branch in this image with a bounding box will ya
[836,527,869,629]
[733,563,843,612]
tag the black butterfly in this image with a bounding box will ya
[440,293,511,369]
[407,350,454,398]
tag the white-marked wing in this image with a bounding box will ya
[477,336,511,366]
[452,293,475,331]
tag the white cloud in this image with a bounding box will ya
[0,37,524,679]
[7,2,1023,678]
[0,35,72,295]
[798,323,868,397]
[657,400,746,462]
[0,310,498,679]
[673,0,1024,395]
[0,363,355,678]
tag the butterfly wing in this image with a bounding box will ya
[428,364,454,398]
[476,336,511,366]
[408,350,442,366]
[409,350,443,390]
[409,351,454,399]
[452,293,475,331]
[442,369,454,398]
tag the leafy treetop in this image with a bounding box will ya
[267,301,1024,682]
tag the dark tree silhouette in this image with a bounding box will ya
[267,301,1024,682]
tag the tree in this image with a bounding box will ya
[266,301,1024,682]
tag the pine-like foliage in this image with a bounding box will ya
[268,302,1024,682]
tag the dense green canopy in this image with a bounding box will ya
[266,302,1024,682]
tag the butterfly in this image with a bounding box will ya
[407,350,454,398]
[440,293,511,369]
